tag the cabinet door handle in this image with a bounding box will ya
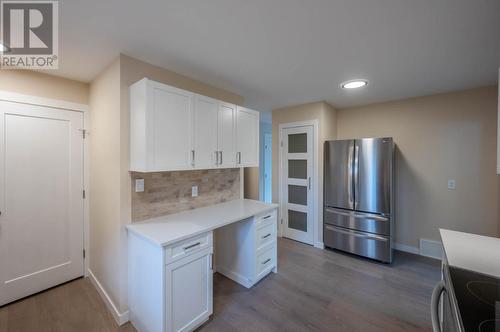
[237,152,241,164]
[219,151,223,165]
[263,215,271,220]
[262,233,271,239]
[191,150,195,167]
[215,151,219,165]
[261,258,271,265]
[183,242,201,251]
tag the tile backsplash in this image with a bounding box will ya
[131,168,240,222]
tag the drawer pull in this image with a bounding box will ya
[183,242,201,251]
[262,233,271,239]
[261,258,271,265]
[262,215,271,220]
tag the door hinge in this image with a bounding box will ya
[81,129,87,139]
[280,218,283,224]
[280,140,283,147]
[83,190,86,199]
[83,249,86,259]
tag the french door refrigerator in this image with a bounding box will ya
[323,137,394,263]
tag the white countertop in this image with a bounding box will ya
[440,229,500,278]
[127,199,278,247]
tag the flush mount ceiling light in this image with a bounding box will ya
[341,79,368,89]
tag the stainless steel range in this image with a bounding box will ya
[323,137,394,263]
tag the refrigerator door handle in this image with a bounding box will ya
[325,225,388,241]
[348,143,354,208]
[325,207,389,222]
[353,143,360,210]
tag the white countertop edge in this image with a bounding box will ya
[440,228,500,279]
[126,200,278,247]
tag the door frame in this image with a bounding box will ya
[278,120,319,246]
[0,90,90,276]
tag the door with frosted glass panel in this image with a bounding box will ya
[282,126,313,245]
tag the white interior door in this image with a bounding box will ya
[0,100,84,306]
[281,126,314,245]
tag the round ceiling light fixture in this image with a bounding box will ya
[341,79,368,89]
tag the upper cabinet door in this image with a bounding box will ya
[150,83,194,171]
[194,95,219,169]
[130,79,194,172]
[236,107,259,167]
[218,102,236,168]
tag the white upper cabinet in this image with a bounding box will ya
[193,95,219,169]
[217,102,236,168]
[236,106,260,167]
[130,78,259,172]
[130,79,194,172]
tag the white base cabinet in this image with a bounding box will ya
[127,205,278,332]
[128,231,214,332]
[215,209,277,288]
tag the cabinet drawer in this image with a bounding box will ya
[255,209,277,229]
[256,222,276,251]
[256,245,276,279]
[165,232,213,264]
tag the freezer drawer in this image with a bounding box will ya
[324,224,392,263]
[323,207,390,236]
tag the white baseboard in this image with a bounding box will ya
[419,239,443,260]
[394,242,420,255]
[216,266,253,288]
[88,269,130,326]
[314,241,325,249]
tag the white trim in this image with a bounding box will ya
[314,242,324,249]
[0,91,89,112]
[83,110,90,277]
[419,239,443,260]
[278,120,319,246]
[394,243,420,255]
[88,269,130,325]
[0,90,90,276]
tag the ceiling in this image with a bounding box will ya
[54,0,499,111]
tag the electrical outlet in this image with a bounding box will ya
[447,180,456,190]
[192,185,198,197]
[135,179,145,192]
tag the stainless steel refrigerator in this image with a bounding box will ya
[323,137,394,263]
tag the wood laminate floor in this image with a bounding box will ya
[0,238,440,332]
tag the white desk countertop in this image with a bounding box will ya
[126,199,278,247]
[440,228,500,278]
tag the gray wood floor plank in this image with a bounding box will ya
[0,238,440,332]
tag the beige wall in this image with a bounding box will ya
[244,167,260,200]
[0,70,89,104]
[272,101,337,246]
[336,86,499,248]
[88,58,124,311]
